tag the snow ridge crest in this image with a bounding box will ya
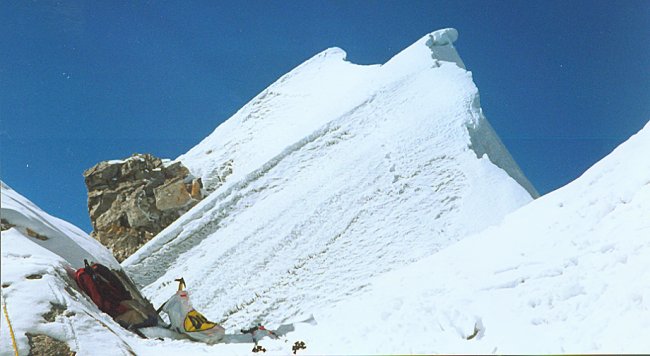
[424,28,466,69]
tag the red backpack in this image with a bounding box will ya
[75,259,132,317]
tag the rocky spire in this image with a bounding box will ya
[83,153,204,261]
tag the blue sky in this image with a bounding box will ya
[2,0,649,233]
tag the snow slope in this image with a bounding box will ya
[0,182,140,355]
[4,115,648,354]
[123,28,535,332]
[1,182,119,271]
[0,182,283,355]
[297,120,650,354]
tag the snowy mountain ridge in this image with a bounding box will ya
[0,181,119,271]
[3,28,645,355]
[122,27,535,331]
[175,28,535,197]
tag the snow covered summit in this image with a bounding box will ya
[123,28,537,330]
[175,28,535,197]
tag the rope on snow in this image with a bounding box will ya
[1,292,19,356]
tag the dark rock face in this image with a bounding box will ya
[26,333,74,356]
[84,154,204,262]
[1,218,15,231]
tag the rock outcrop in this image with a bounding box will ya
[84,154,204,261]
[26,333,75,356]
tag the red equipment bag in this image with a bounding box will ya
[75,259,132,317]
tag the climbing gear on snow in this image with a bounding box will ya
[75,260,157,331]
[160,277,225,344]
[75,259,131,317]
[242,324,279,339]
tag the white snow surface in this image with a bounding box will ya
[5,28,647,355]
[299,120,650,354]
[1,181,119,270]
[0,182,139,355]
[123,28,534,332]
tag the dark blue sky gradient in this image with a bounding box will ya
[2,1,649,232]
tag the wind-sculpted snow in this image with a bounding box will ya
[466,95,539,197]
[175,47,379,193]
[1,181,120,270]
[298,121,650,354]
[124,28,533,333]
[122,120,351,287]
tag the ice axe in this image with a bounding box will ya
[175,277,186,291]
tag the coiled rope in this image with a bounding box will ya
[2,292,19,356]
